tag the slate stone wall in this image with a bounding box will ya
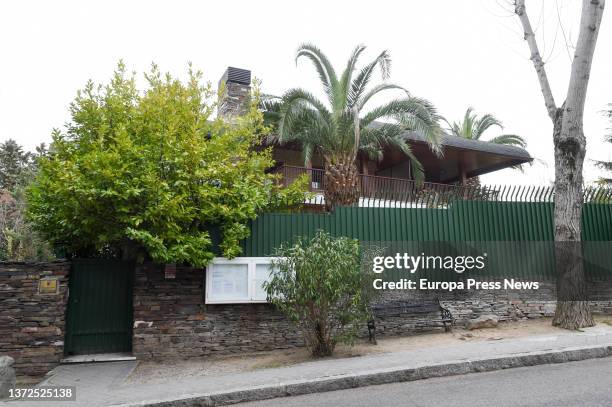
[132,263,302,360]
[4,260,610,375]
[365,280,612,337]
[0,261,70,380]
[370,281,559,337]
[133,266,612,359]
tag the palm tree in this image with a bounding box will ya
[272,44,441,209]
[444,107,526,147]
[443,107,527,186]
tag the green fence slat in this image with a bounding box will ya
[242,199,612,283]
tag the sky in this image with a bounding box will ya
[0,0,610,186]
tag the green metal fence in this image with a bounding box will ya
[243,202,612,254]
[241,185,612,281]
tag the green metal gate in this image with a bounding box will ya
[65,259,134,355]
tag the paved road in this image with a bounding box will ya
[239,358,612,407]
[10,326,612,406]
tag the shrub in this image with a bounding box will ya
[265,231,371,357]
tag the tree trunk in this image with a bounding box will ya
[551,108,594,328]
[310,321,334,357]
[460,176,482,201]
[515,0,605,329]
[324,157,360,210]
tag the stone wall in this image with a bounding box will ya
[368,280,612,337]
[3,259,609,375]
[370,281,558,337]
[132,263,302,360]
[0,261,70,380]
[133,265,612,358]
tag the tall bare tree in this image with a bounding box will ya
[514,0,605,329]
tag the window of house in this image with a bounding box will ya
[205,257,274,304]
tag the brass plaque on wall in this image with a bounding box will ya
[39,278,59,294]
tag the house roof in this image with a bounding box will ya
[385,130,532,183]
[265,121,533,183]
[403,130,532,161]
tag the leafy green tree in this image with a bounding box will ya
[272,44,441,209]
[27,63,304,266]
[0,188,54,261]
[265,231,371,357]
[0,140,52,261]
[0,139,32,191]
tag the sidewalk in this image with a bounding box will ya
[6,324,612,407]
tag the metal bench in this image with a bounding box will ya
[367,298,454,343]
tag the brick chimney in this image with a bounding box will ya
[218,67,251,120]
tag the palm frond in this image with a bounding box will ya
[406,147,425,184]
[302,143,315,166]
[486,133,527,148]
[279,106,326,143]
[348,50,391,108]
[361,124,425,183]
[338,45,367,111]
[279,107,331,151]
[296,43,339,106]
[461,107,476,140]
[356,83,410,111]
[277,88,331,146]
[361,97,442,155]
[259,94,282,129]
[280,88,331,118]
[509,163,526,172]
[360,123,403,151]
[473,113,503,140]
[260,93,282,111]
[441,116,455,135]
[448,108,526,153]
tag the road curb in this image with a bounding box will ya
[123,344,612,407]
